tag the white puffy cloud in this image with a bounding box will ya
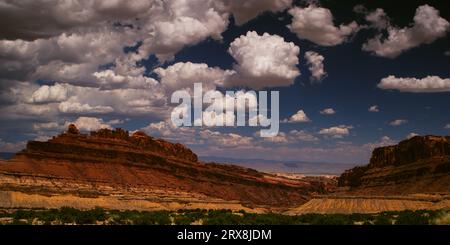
[319,125,353,138]
[378,75,450,93]
[363,5,450,58]
[260,132,288,143]
[154,62,233,92]
[199,129,253,147]
[445,124,450,129]
[287,5,359,46]
[0,27,137,83]
[368,105,380,112]
[0,0,231,85]
[225,31,300,90]
[93,69,159,90]
[70,117,112,132]
[257,128,318,144]
[389,119,408,126]
[289,130,319,142]
[26,82,168,118]
[363,136,396,150]
[142,119,254,147]
[31,83,68,103]
[217,0,292,25]
[320,108,336,115]
[283,110,310,123]
[58,101,114,114]
[304,51,326,82]
[136,0,229,61]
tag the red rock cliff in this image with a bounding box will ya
[338,136,450,195]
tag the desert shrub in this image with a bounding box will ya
[240,213,299,225]
[132,211,171,225]
[58,207,80,224]
[395,210,430,225]
[308,214,353,225]
[203,210,243,225]
[13,209,35,220]
[374,215,392,225]
[174,210,206,225]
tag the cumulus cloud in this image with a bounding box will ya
[142,119,255,147]
[368,105,380,112]
[378,75,450,93]
[136,0,229,61]
[445,124,450,129]
[304,51,326,82]
[70,117,112,132]
[217,0,292,25]
[289,130,319,142]
[93,68,159,90]
[20,82,168,118]
[287,5,359,46]
[259,129,318,144]
[363,5,450,58]
[389,119,408,126]
[363,136,396,150]
[154,62,233,92]
[261,132,289,144]
[31,83,68,103]
[225,31,300,90]
[318,125,353,138]
[320,108,336,115]
[283,110,310,123]
[0,0,232,85]
[0,28,135,85]
[58,101,114,114]
[199,129,253,147]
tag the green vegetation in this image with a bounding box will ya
[0,207,447,225]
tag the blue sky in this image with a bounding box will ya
[0,0,449,167]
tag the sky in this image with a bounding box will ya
[0,0,449,167]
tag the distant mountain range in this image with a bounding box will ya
[200,156,359,175]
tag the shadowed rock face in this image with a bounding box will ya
[0,125,331,208]
[338,136,450,195]
[368,136,450,168]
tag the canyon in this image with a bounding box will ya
[0,125,332,213]
[0,125,449,214]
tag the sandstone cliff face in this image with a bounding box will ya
[368,136,450,168]
[22,126,198,163]
[338,136,450,195]
[0,125,329,209]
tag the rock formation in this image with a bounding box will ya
[338,136,450,195]
[0,125,331,210]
